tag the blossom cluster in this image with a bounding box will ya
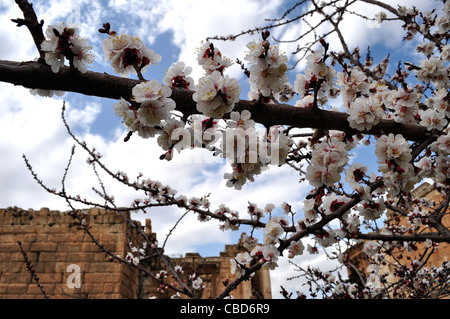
[193,70,241,118]
[294,46,338,106]
[192,41,241,118]
[375,133,416,195]
[358,240,450,299]
[113,80,176,139]
[306,135,350,188]
[222,112,293,190]
[103,33,161,77]
[41,22,94,73]
[244,33,291,100]
[125,240,146,266]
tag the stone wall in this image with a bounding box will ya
[0,206,271,299]
[140,233,272,299]
[0,207,141,299]
[345,182,450,291]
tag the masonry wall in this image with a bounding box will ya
[0,207,140,299]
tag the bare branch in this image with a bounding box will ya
[17,241,50,299]
[12,0,45,59]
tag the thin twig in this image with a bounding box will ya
[17,241,50,299]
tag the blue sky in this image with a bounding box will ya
[0,0,444,298]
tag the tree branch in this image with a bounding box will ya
[12,0,45,59]
[354,231,450,243]
[0,59,434,142]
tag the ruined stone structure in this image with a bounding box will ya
[0,207,271,299]
[345,182,450,292]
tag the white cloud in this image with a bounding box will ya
[0,4,38,60]
[66,102,102,131]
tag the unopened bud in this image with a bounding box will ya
[64,27,76,36]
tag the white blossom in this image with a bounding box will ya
[191,276,204,290]
[230,252,252,278]
[196,40,232,74]
[306,137,349,187]
[430,131,450,156]
[132,80,175,127]
[386,87,420,124]
[336,68,369,107]
[249,60,288,97]
[103,34,161,77]
[357,198,386,221]
[374,11,387,24]
[41,23,94,73]
[364,241,381,256]
[414,57,448,89]
[419,109,448,131]
[287,240,305,258]
[227,110,255,130]
[263,218,284,245]
[345,163,368,190]
[163,61,195,90]
[346,96,385,131]
[193,71,241,118]
[157,118,189,154]
[375,133,412,167]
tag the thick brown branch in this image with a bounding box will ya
[354,231,450,243]
[13,0,45,58]
[0,59,433,142]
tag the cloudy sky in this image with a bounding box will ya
[0,0,442,298]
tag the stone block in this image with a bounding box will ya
[0,283,7,293]
[22,233,38,242]
[66,252,94,263]
[30,242,57,252]
[10,262,26,273]
[81,242,102,252]
[103,283,120,294]
[57,243,82,252]
[38,208,50,216]
[88,262,118,273]
[6,283,28,294]
[99,233,118,243]
[1,243,26,253]
[38,273,63,284]
[38,252,65,262]
[85,273,121,283]
[9,251,29,262]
